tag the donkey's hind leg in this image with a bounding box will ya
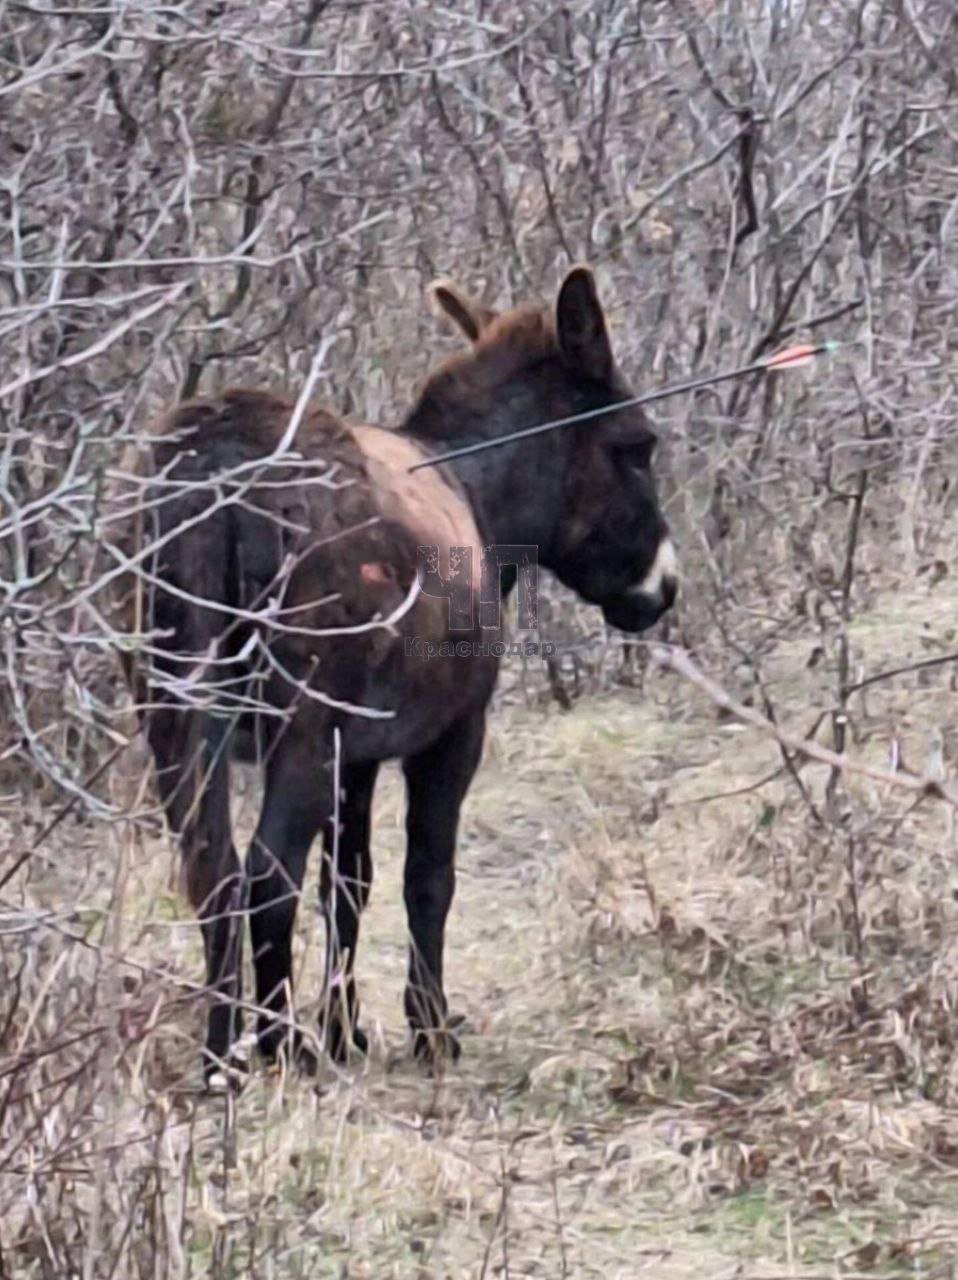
[146,704,245,1084]
[248,721,332,1070]
[318,761,379,1063]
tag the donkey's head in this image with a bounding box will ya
[414,267,677,633]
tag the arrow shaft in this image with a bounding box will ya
[407,342,833,472]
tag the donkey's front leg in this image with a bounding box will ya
[401,709,485,1063]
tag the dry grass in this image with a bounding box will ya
[4,572,958,1278]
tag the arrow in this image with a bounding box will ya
[408,339,841,472]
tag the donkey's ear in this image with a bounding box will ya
[556,266,614,383]
[429,280,496,343]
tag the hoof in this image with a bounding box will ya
[412,1025,462,1068]
[206,1066,245,1094]
[203,1031,256,1093]
[320,1014,369,1064]
[257,1022,319,1076]
[329,1024,369,1064]
[230,1029,259,1067]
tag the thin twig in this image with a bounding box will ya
[651,645,958,810]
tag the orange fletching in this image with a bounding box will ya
[764,343,820,369]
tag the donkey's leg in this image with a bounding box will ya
[402,708,485,1063]
[318,761,379,1063]
[248,725,331,1069]
[147,705,245,1082]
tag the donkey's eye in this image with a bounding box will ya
[613,436,656,474]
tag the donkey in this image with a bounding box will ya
[118,267,677,1084]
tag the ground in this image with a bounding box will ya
[4,575,958,1278]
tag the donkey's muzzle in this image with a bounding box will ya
[601,574,676,633]
[601,538,678,633]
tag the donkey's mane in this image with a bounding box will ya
[407,305,558,438]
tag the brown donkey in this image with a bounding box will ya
[119,268,678,1084]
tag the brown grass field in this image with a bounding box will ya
[4,566,958,1278]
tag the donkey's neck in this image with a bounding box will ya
[401,377,568,558]
[412,431,561,556]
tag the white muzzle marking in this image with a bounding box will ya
[632,537,678,598]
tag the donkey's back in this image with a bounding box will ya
[135,389,490,757]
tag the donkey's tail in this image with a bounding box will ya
[132,416,248,905]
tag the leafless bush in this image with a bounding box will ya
[2,1,958,1274]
